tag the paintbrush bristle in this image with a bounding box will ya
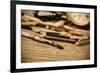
[56,44,64,50]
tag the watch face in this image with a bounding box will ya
[67,13,90,26]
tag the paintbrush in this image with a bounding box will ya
[22,30,64,50]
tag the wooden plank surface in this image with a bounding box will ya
[21,29,90,63]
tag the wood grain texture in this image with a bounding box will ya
[21,29,90,63]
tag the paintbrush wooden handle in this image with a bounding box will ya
[44,36,76,43]
[22,31,64,49]
[64,25,89,36]
[43,31,88,40]
[22,15,65,28]
[21,22,37,26]
[75,38,90,45]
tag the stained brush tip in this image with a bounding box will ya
[56,44,64,50]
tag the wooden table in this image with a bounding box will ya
[21,29,90,63]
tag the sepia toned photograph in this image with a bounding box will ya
[21,10,90,63]
[11,1,97,72]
